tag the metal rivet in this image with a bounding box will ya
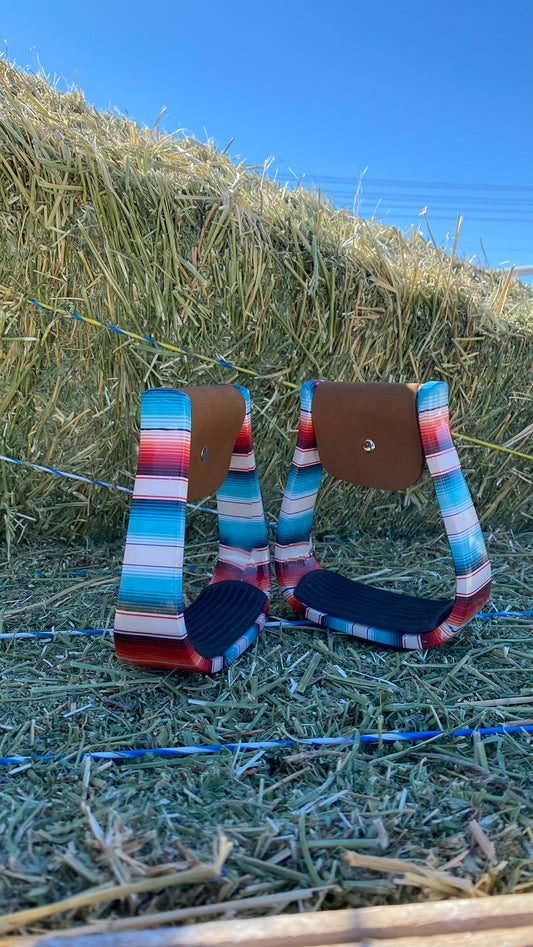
[362,438,375,453]
[200,446,209,461]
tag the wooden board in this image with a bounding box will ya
[5,891,533,947]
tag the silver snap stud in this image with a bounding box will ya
[200,446,209,461]
[362,438,375,453]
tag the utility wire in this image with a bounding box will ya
[305,175,533,193]
[335,193,533,208]
[364,215,533,225]
[297,174,533,226]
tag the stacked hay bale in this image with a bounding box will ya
[0,57,532,546]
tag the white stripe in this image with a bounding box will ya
[140,429,189,444]
[326,616,372,639]
[123,544,184,569]
[456,560,492,595]
[402,633,424,649]
[281,487,319,508]
[217,546,255,569]
[426,447,460,476]
[114,612,186,637]
[229,452,255,471]
[348,622,372,640]
[251,549,271,568]
[442,504,479,536]
[293,446,321,467]
[419,404,448,421]
[133,476,188,500]
[217,499,264,518]
[279,494,316,515]
[216,546,269,571]
[274,541,313,562]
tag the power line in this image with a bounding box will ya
[279,172,532,259]
[355,194,533,208]
[289,175,533,225]
[360,214,533,225]
[305,175,533,193]
[329,202,533,224]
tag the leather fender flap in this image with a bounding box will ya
[312,381,424,490]
[184,385,246,500]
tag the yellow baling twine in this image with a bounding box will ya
[453,433,532,463]
[25,296,298,388]
[1,291,531,464]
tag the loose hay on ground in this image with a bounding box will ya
[1,531,532,929]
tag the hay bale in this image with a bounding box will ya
[0,57,532,545]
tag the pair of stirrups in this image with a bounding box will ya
[114,380,491,672]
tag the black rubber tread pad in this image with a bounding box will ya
[295,569,453,634]
[185,580,267,658]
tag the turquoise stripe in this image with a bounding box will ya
[418,380,448,412]
[219,518,270,548]
[223,623,260,664]
[141,389,191,430]
[127,509,186,544]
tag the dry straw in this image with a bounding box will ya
[1,530,533,930]
[0,57,532,548]
[1,57,533,936]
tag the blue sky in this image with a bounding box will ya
[3,0,532,277]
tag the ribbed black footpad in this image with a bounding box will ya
[295,569,453,634]
[186,580,267,658]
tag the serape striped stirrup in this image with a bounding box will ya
[114,385,270,672]
[274,380,491,650]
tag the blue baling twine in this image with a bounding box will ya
[2,369,532,765]
[2,616,531,765]
[2,616,531,768]
[3,449,528,629]
[0,452,213,512]
[1,612,532,641]
[2,725,533,767]
[27,297,273,379]
[0,453,277,527]
[0,453,132,494]
[2,616,532,765]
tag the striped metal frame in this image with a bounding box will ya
[114,386,270,672]
[275,380,491,649]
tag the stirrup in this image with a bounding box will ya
[114,385,270,672]
[274,380,491,649]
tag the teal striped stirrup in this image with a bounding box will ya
[275,380,491,649]
[114,385,271,672]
